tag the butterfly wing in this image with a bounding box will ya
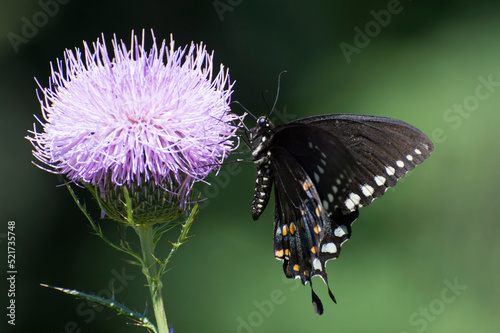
[268,115,433,314]
[270,124,360,314]
[291,114,434,211]
[250,113,433,315]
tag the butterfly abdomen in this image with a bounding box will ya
[251,159,273,220]
[251,116,275,220]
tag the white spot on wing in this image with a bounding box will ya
[322,200,329,210]
[314,172,320,183]
[406,154,413,161]
[345,198,355,210]
[334,225,348,237]
[349,193,361,205]
[317,165,325,174]
[396,160,405,168]
[328,193,334,202]
[374,175,386,186]
[386,166,395,176]
[415,148,422,155]
[360,184,374,197]
[312,258,322,271]
[344,193,360,210]
[321,242,337,254]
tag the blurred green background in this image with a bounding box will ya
[1,0,499,332]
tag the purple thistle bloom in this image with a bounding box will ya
[28,31,243,207]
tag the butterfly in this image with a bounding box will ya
[248,112,433,315]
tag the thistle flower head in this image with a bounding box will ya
[28,31,243,211]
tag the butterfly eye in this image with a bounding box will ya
[257,116,267,127]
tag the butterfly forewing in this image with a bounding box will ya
[293,114,434,211]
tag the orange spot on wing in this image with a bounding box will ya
[282,225,289,236]
[302,181,311,191]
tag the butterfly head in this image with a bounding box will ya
[257,115,271,128]
[250,115,274,142]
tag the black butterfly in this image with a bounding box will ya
[248,113,433,315]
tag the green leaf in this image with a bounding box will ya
[41,283,157,332]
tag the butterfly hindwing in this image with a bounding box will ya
[269,125,360,314]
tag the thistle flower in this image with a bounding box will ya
[27,31,243,211]
[28,31,242,332]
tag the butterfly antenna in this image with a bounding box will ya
[231,100,257,120]
[269,70,287,117]
[260,89,271,112]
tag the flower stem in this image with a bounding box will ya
[136,223,169,333]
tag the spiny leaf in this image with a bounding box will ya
[41,283,157,332]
